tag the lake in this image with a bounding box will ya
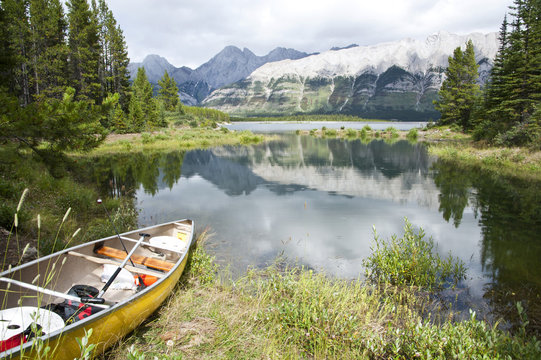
[87,132,541,332]
[225,121,426,132]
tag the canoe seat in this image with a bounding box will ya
[95,246,174,272]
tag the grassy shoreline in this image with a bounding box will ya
[300,124,541,181]
[104,228,541,359]
[427,141,541,182]
[87,127,266,155]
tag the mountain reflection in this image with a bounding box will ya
[182,136,439,207]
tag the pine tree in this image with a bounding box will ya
[479,0,541,145]
[95,0,130,109]
[67,0,101,103]
[28,0,68,101]
[0,5,15,87]
[127,91,143,132]
[129,67,158,130]
[158,70,179,111]
[434,40,480,130]
[2,0,31,105]
[2,87,107,168]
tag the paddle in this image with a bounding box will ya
[96,199,147,289]
[0,278,110,309]
[96,233,150,299]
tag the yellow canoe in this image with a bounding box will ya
[0,219,194,359]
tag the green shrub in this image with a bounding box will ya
[346,128,357,137]
[495,121,540,147]
[140,133,154,144]
[406,128,418,141]
[360,128,367,138]
[240,131,263,145]
[324,128,337,137]
[363,219,466,290]
[450,123,463,132]
[362,125,372,131]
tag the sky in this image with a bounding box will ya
[107,0,512,69]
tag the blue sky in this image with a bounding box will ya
[107,0,512,68]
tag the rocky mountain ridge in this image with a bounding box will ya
[128,46,309,105]
[203,31,499,120]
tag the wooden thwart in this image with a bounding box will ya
[95,246,174,272]
[68,251,165,278]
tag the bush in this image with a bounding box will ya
[360,128,368,138]
[363,219,466,290]
[406,128,418,141]
[140,133,154,144]
[494,121,540,147]
[346,128,357,137]
[324,128,337,137]
[240,131,263,145]
[450,123,463,132]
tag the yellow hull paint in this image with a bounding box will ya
[14,256,187,360]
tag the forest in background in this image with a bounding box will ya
[435,0,540,148]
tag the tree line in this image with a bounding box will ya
[0,0,193,163]
[435,0,541,147]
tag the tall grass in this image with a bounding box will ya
[429,143,541,182]
[91,128,265,155]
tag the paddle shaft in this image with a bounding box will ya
[0,277,110,309]
[97,199,138,270]
[97,233,150,298]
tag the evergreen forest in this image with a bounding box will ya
[435,0,541,147]
[0,0,189,163]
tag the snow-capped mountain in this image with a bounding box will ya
[129,46,310,105]
[203,32,499,120]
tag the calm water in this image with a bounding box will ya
[85,134,541,331]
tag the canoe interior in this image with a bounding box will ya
[0,219,192,320]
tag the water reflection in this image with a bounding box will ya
[80,135,541,334]
[433,161,541,334]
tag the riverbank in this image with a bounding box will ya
[89,127,266,155]
[427,141,541,182]
[301,125,541,181]
[104,230,541,359]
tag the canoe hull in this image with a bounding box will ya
[41,253,187,359]
[0,219,194,359]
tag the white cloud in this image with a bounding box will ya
[106,0,511,68]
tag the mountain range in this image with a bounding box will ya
[128,47,310,105]
[129,31,499,120]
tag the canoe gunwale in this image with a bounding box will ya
[0,219,194,359]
